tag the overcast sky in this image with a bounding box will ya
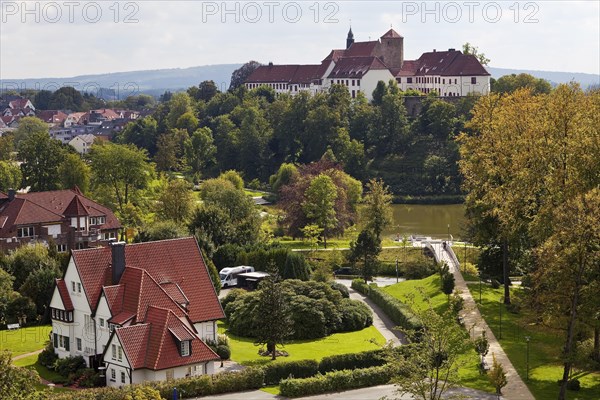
[1,0,599,79]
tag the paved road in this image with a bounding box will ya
[201,384,503,399]
[434,242,534,400]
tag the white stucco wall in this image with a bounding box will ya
[51,257,95,366]
[94,294,112,352]
[360,69,395,101]
[193,321,217,342]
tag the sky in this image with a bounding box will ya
[0,0,599,79]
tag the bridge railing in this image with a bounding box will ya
[446,244,461,270]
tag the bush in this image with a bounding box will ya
[351,279,369,295]
[283,252,310,280]
[46,385,163,400]
[220,289,247,318]
[77,368,103,388]
[38,341,58,368]
[401,261,437,280]
[54,356,86,377]
[212,244,241,271]
[329,282,349,298]
[567,379,581,391]
[338,299,373,332]
[262,359,319,385]
[279,365,393,398]
[462,262,479,277]
[216,345,231,360]
[318,350,386,373]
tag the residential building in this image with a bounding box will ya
[245,28,490,100]
[0,188,121,253]
[49,238,223,386]
[69,134,96,154]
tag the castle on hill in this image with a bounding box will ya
[245,28,490,100]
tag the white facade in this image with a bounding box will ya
[398,74,490,97]
[50,258,96,366]
[68,136,94,154]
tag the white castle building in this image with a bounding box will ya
[245,28,491,100]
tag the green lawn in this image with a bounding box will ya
[218,322,385,366]
[467,283,600,400]
[0,325,51,356]
[381,275,495,393]
[382,274,449,313]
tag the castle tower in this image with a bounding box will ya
[377,28,404,68]
[346,27,354,49]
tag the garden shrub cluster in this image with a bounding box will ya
[226,280,373,339]
[279,365,393,398]
[45,385,163,400]
[351,279,421,331]
[377,260,437,279]
[318,349,387,373]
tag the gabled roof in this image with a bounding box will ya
[397,50,490,77]
[381,29,403,39]
[55,279,74,311]
[63,195,90,217]
[72,237,224,323]
[328,56,389,79]
[0,197,64,237]
[246,65,301,83]
[345,41,379,57]
[113,306,219,371]
[18,189,121,230]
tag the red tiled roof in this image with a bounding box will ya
[9,99,32,109]
[398,50,490,77]
[143,306,218,370]
[381,29,403,39]
[56,279,74,311]
[36,110,67,124]
[73,238,224,322]
[328,56,389,79]
[160,282,189,307]
[63,196,90,217]
[345,41,379,57]
[19,189,121,231]
[115,324,151,369]
[246,65,300,83]
[322,49,346,63]
[103,284,124,316]
[0,197,64,237]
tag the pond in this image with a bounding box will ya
[382,204,467,241]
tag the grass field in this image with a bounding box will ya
[0,325,51,356]
[381,275,495,393]
[467,284,600,400]
[218,322,385,366]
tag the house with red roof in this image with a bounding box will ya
[0,188,121,253]
[49,238,223,387]
[245,28,490,99]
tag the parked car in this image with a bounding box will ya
[333,267,357,276]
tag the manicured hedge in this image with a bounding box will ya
[318,349,386,373]
[351,279,422,332]
[279,365,393,398]
[146,367,265,399]
[262,359,319,385]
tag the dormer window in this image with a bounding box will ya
[180,340,191,357]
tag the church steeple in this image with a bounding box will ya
[346,26,354,49]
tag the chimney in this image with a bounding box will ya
[8,188,16,202]
[433,49,436,52]
[111,241,126,284]
[448,48,455,52]
[268,62,273,67]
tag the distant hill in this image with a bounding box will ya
[0,64,243,99]
[2,63,597,99]
[488,66,599,88]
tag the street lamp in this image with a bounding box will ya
[525,336,531,381]
[479,272,482,304]
[464,241,467,273]
[447,224,450,243]
[499,304,503,340]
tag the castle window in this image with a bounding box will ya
[121,371,126,384]
[471,77,477,84]
[357,80,360,86]
[407,78,412,83]
[76,338,82,351]
[110,369,116,382]
[443,79,445,84]
[352,90,356,98]
[352,80,355,86]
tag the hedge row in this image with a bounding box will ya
[279,365,394,398]
[263,359,319,385]
[351,279,422,332]
[261,350,389,385]
[47,368,265,400]
[147,367,265,399]
[318,349,387,373]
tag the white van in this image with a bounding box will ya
[220,266,255,287]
